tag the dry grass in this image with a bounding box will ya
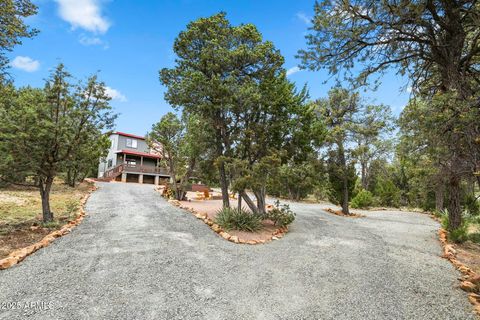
[0,180,92,258]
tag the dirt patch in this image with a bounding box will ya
[0,226,50,259]
[456,242,480,275]
[0,180,93,260]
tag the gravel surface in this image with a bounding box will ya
[0,182,476,319]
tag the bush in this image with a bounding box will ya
[449,224,469,243]
[351,189,374,209]
[463,194,480,216]
[441,212,470,243]
[263,200,296,227]
[374,178,401,207]
[214,207,263,232]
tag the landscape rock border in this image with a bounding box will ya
[438,228,480,315]
[0,182,97,270]
[159,190,289,245]
[324,208,365,218]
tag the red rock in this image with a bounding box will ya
[230,236,239,243]
[460,281,477,292]
[211,224,222,233]
[0,257,19,270]
[444,244,456,255]
[468,293,480,304]
[466,274,480,285]
[219,232,231,240]
[246,240,257,245]
[50,230,63,238]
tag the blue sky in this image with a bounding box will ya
[9,0,410,136]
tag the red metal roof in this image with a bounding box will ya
[113,131,146,140]
[116,149,162,159]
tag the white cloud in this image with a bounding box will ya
[286,66,301,77]
[78,34,109,49]
[296,12,312,26]
[79,35,103,46]
[56,0,110,34]
[105,86,127,102]
[10,56,40,72]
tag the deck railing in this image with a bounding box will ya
[104,163,169,177]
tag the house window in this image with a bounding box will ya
[126,138,137,149]
[107,159,112,168]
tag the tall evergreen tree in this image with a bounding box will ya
[160,13,286,208]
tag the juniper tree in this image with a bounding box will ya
[0,64,116,222]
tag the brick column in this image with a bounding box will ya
[139,174,143,184]
[121,173,127,183]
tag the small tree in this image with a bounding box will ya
[148,112,208,200]
[315,87,359,214]
[353,104,394,190]
[0,64,116,222]
[64,134,111,187]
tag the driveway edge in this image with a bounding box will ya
[438,228,480,316]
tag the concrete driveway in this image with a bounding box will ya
[0,182,475,319]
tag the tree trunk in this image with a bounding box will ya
[219,161,230,208]
[237,192,242,209]
[167,157,181,201]
[254,188,266,214]
[361,160,368,190]
[68,169,78,188]
[338,141,350,215]
[39,176,54,223]
[239,190,258,213]
[447,175,462,231]
[66,169,72,186]
[435,182,445,213]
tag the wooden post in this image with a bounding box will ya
[141,156,143,170]
[123,153,126,164]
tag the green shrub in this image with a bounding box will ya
[351,189,374,209]
[463,194,480,216]
[214,207,263,232]
[449,224,469,243]
[441,212,470,243]
[263,200,296,227]
[374,178,401,207]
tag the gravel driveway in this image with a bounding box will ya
[0,182,475,319]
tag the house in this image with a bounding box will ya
[97,131,170,185]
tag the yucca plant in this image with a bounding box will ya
[214,207,263,232]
